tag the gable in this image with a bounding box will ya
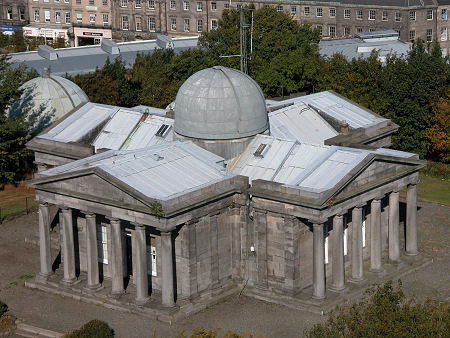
[333,159,419,201]
[35,173,149,210]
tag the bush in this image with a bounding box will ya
[422,161,450,179]
[63,320,114,338]
[304,280,450,338]
[0,301,7,317]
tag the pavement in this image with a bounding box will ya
[0,200,448,337]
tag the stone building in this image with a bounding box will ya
[0,0,28,35]
[437,0,450,55]
[26,66,424,317]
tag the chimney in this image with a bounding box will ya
[340,122,349,135]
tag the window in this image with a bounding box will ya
[304,7,310,16]
[65,11,71,23]
[443,48,448,57]
[19,8,25,20]
[34,10,40,22]
[76,0,81,4]
[170,0,176,10]
[103,0,108,5]
[224,3,229,9]
[395,12,401,22]
[427,9,433,20]
[329,8,335,18]
[147,236,157,277]
[357,10,363,20]
[121,0,127,8]
[197,19,203,32]
[55,11,61,23]
[136,16,142,31]
[45,10,50,22]
[211,19,218,30]
[183,1,189,10]
[409,30,415,41]
[135,0,141,8]
[211,2,216,11]
[316,7,322,17]
[103,14,108,26]
[382,11,388,21]
[184,18,190,32]
[148,17,155,32]
[236,4,242,9]
[329,26,335,38]
[410,11,416,21]
[89,0,94,4]
[369,28,375,32]
[97,226,108,264]
[6,7,12,20]
[122,15,129,30]
[291,6,296,16]
[64,0,69,3]
[76,13,82,23]
[369,9,375,20]
[441,27,447,41]
[442,9,447,20]
[427,28,433,41]
[344,9,350,19]
[170,17,176,30]
[94,38,101,45]
[356,27,363,33]
[90,13,95,25]
[344,26,350,36]
[317,25,323,36]
[148,0,155,9]
[197,2,202,11]
[277,5,283,12]
[254,143,268,157]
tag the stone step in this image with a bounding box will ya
[14,323,62,338]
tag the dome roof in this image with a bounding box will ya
[174,66,268,140]
[11,71,89,123]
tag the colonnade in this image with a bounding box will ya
[37,205,176,307]
[311,184,418,299]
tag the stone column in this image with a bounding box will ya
[370,199,383,273]
[351,206,364,281]
[406,184,418,256]
[85,213,101,291]
[37,202,52,281]
[388,191,401,263]
[312,222,326,299]
[61,208,77,285]
[161,231,175,307]
[134,224,149,305]
[330,214,345,291]
[110,218,124,296]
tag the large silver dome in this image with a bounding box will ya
[174,66,268,140]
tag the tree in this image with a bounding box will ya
[53,37,68,49]
[426,91,450,163]
[10,29,26,52]
[305,280,449,338]
[0,55,36,187]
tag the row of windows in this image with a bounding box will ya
[4,7,26,21]
[120,15,216,32]
[34,0,108,4]
[33,9,109,25]
[409,28,433,42]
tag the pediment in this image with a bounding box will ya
[322,156,423,204]
[31,170,152,211]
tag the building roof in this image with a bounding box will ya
[260,0,435,7]
[228,134,418,192]
[174,66,268,140]
[269,102,339,144]
[319,34,410,62]
[9,36,199,76]
[266,90,388,129]
[39,141,229,201]
[9,71,89,124]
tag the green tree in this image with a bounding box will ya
[10,29,26,52]
[305,280,449,338]
[53,36,68,49]
[0,55,36,187]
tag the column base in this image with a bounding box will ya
[108,290,125,299]
[405,250,419,256]
[60,277,80,287]
[83,283,104,293]
[349,276,367,284]
[311,293,326,300]
[135,297,150,306]
[369,267,384,274]
[389,259,404,267]
[36,272,53,283]
[328,284,346,293]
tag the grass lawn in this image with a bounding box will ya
[416,173,450,206]
[0,187,37,221]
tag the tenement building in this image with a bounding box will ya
[26,66,425,318]
[0,0,28,35]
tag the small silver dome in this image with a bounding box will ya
[174,66,268,140]
[12,71,89,124]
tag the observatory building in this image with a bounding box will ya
[26,66,424,318]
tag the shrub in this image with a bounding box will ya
[63,320,114,338]
[304,280,450,338]
[0,301,7,317]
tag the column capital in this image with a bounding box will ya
[371,198,382,204]
[407,182,418,188]
[61,207,71,213]
[107,217,120,224]
[161,230,172,237]
[354,203,366,209]
[132,223,146,230]
[309,218,327,225]
[85,212,96,219]
[39,202,49,207]
[333,214,344,220]
[391,189,400,194]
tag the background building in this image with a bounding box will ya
[0,0,29,35]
